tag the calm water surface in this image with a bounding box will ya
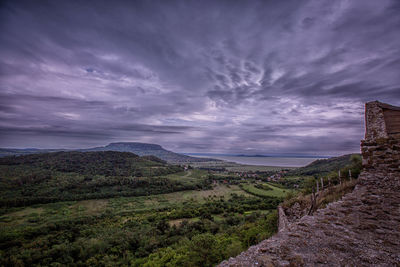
[192,155,324,167]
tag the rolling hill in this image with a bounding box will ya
[285,153,361,177]
[0,142,219,164]
[0,148,61,157]
[83,142,218,163]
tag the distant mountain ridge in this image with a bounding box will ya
[82,142,218,163]
[0,142,219,163]
[0,148,62,157]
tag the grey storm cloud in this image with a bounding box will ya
[0,0,399,155]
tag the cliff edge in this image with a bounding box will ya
[219,101,400,266]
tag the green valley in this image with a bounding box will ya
[0,151,362,266]
[0,151,282,266]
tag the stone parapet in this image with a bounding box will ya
[361,137,400,172]
[361,101,400,172]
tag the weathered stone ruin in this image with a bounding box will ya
[219,101,400,266]
[362,101,400,173]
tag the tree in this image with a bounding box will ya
[189,233,218,267]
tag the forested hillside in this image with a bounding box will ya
[0,148,61,157]
[0,151,193,207]
[285,154,361,177]
[0,142,219,163]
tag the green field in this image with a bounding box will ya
[241,182,290,198]
[189,161,293,172]
[164,169,208,184]
[0,184,261,227]
[0,178,281,267]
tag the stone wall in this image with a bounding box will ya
[361,101,400,173]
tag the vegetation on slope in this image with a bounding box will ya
[285,154,361,177]
[0,151,198,207]
[282,179,357,215]
[0,142,220,163]
[281,154,363,222]
[0,148,61,157]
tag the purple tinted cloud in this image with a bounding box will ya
[0,0,399,155]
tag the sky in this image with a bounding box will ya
[0,0,400,156]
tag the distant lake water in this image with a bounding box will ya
[190,155,324,167]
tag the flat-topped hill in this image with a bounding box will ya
[83,142,218,163]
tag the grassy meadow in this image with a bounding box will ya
[240,182,290,198]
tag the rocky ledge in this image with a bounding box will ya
[219,170,400,266]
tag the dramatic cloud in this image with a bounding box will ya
[0,0,399,155]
